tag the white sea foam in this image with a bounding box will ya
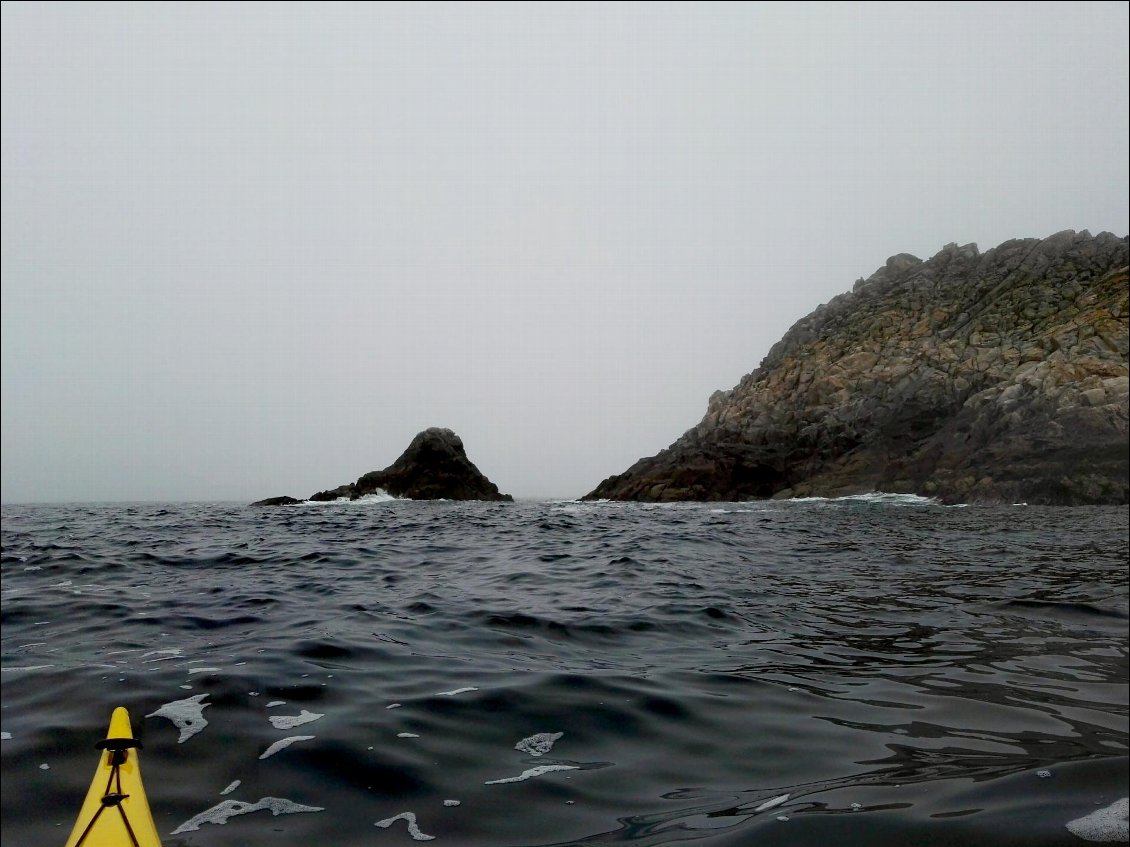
[485,764,579,784]
[171,797,324,834]
[187,666,221,675]
[398,732,420,738]
[1,665,54,672]
[443,799,460,807]
[299,490,399,506]
[220,780,240,795]
[788,492,940,506]
[141,648,182,661]
[754,793,790,812]
[148,693,210,743]
[259,735,315,759]
[706,503,776,513]
[515,732,563,757]
[436,687,477,697]
[1,732,11,740]
[354,491,398,503]
[548,502,584,514]
[375,811,435,840]
[1066,797,1129,842]
[266,701,285,708]
[269,709,324,730]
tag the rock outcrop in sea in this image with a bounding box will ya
[252,428,512,505]
[585,230,1129,505]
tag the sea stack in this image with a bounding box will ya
[585,230,1129,505]
[252,428,513,504]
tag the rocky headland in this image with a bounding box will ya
[252,428,512,505]
[585,230,1129,505]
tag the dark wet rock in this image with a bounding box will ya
[250,496,302,507]
[585,231,1129,505]
[348,428,512,501]
[308,484,354,503]
[253,428,512,505]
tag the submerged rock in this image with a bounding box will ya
[253,428,512,505]
[585,231,1129,505]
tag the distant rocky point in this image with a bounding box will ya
[585,230,1129,505]
[252,428,512,505]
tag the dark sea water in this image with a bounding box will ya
[2,497,1127,846]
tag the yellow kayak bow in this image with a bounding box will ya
[64,707,162,847]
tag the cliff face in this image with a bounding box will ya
[585,231,1129,505]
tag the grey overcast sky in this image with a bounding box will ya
[2,2,1127,503]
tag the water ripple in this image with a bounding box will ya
[1,501,1125,846]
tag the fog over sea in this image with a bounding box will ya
[1,497,1127,846]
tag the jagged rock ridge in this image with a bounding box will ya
[252,428,512,505]
[585,230,1129,505]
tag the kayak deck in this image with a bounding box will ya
[64,707,162,847]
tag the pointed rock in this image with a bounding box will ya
[254,428,512,505]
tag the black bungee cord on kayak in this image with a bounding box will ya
[71,735,144,847]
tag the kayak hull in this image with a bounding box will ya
[64,707,162,847]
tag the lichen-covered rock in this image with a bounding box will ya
[585,230,1129,505]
